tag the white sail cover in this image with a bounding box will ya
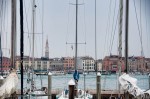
[119,73,150,97]
[0,70,18,98]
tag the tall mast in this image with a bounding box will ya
[118,0,123,97]
[11,0,17,69]
[31,0,36,91]
[75,0,78,71]
[125,0,129,74]
[20,0,24,97]
[74,0,78,97]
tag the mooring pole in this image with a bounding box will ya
[97,73,101,99]
[48,72,52,99]
[68,79,75,99]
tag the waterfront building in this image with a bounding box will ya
[80,56,95,72]
[128,56,146,72]
[97,59,102,71]
[15,56,31,70]
[145,58,150,72]
[102,55,125,72]
[16,56,50,71]
[49,58,63,71]
[62,57,74,72]
[136,56,146,72]
[34,57,50,71]
[0,57,11,71]
[128,56,137,72]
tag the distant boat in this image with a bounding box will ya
[51,71,65,76]
[100,70,111,75]
[35,72,47,76]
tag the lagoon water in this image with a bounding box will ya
[17,74,149,99]
[17,73,149,91]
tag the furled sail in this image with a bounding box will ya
[119,73,150,98]
[0,69,18,99]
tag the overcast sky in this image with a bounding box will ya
[1,0,150,59]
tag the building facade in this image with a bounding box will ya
[49,58,63,71]
[128,56,147,72]
[102,55,125,72]
[16,56,50,71]
[97,59,102,71]
[80,56,95,72]
[0,57,11,71]
[62,57,74,72]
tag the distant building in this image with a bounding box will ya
[45,38,49,58]
[128,56,146,72]
[50,58,63,71]
[0,57,11,71]
[145,58,150,72]
[62,57,74,72]
[80,56,95,72]
[35,57,50,71]
[102,55,125,72]
[15,56,31,70]
[97,59,102,71]
[15,56,50,71]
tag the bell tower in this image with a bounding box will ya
[45,38,49,58]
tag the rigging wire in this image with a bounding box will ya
[109,10,119,55]
[40,0,44,89]
[140,0,143,56]
[83,0,87,57]
[133,0,144,57]
[24,0,32,57]
[5,0,9,57]
[64,0,71,89]
[109,0,117,55]
[145,0,149,57]
[103,0,112,58]
[103,0,112,89]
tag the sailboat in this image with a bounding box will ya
[24,0,47,96]
[58,0,92,99]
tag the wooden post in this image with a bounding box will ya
[97,72,101,99]
[48,72,52,99]
[68,79,75,99]
[52,94,56,99]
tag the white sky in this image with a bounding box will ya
[1,0,150,59]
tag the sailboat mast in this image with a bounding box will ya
[125,0,129,73]
[31,0,36,91]
[11,0,17,69]
[75,0,78,71]
[20,0,24,97]
[95,0,97,73]
[118,0,123,97]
